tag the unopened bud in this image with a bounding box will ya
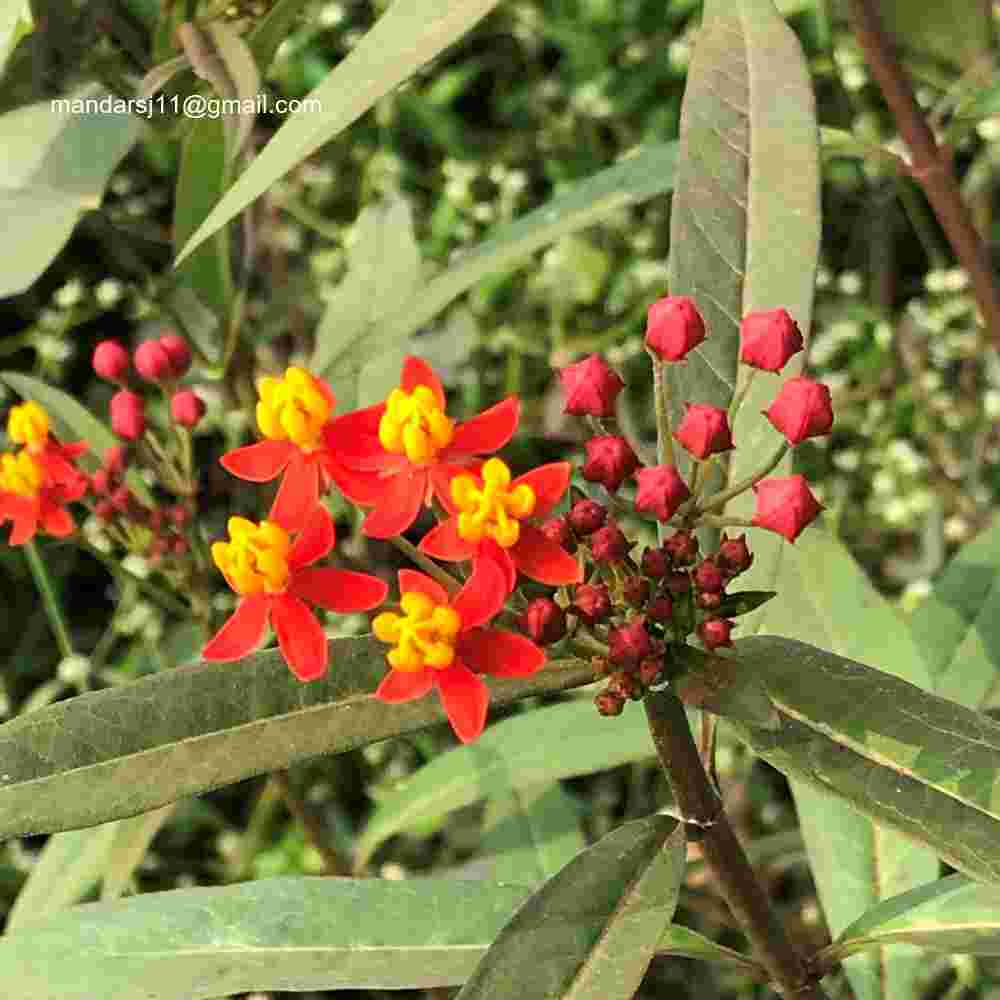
[159,333,192,377]
[634,464,691,522]
[608,617,653,668]
[520,597,567,646]
[641,546,669,578]
[590,521,629,563]
[739,308,803,373]
[558,354,625,417]
[133,340,172,382]
[674,403,733,459]
[572,582,612,625]
[717,533,753,575]
[693,559,725,594]
[663,530,699,566]
[595,689,625,716]
[698,617,735,650]
[581,435,640,493]
[110,389,146,440]
[697,591,722,611]
[646,595,674,622]
[567,498,607,536]
[92,339,130,382]
[763,377,834,445]
[664,570,691,595]
[170,389,205,428]
[645,295,707,362]
[623,576,650,608]
[638,657,662,686]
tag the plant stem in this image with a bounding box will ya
[389,536,462,594]
[848,0,1000,347]
[271,770,350,876]
[699,443,789,514]
[644,690,828,998]
[23,541,76,660]
[726,366,757,428]
[648,349,675,468]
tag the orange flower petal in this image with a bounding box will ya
[447,397,519,456]
[375,668,434,703]
[221,440,294,482]
[270,593,328,681]
[325,404,391,470]
[457,627,545,678]
[477,542,517,594]
[290,567,388,613]
[40,502,74,538]
[202,594,270,661]
[270,454,320,533]
[361,468,425,538]
[434,661,489,743]
[398,569,450,608]
[288,504,335,569]
[418,518,478,562]
[401,356,446,411]
[511,524,583,586]
[451,554,506,629]
[512,461,571,519]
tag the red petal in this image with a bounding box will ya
[221,440,293,482]
[288,504,335,569]
[202,594,270,661]
[511,524,583,586]
[434,662,489,743]
[419,518,478,562]
[326,405,389,470]
[429,461,477,514]
[61,441,88,461]
[290,567,388,612]
[270,593,328,681]
[316,377,337,411]
[7,512,38,545]
[40,502,74,538]
[270,454,320,532]
[513,462,571,519]
[322,453,384,505]
[401,356,445,410]
[398,569,450,607]
[478,542,516,594]
[446,397,519,456]
[451,555,506,629]
[361,469,425,538]
[375,668,434,703]
[458,627,546,677]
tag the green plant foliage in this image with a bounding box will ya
[0,639,593,839]
[456,816,685,1000]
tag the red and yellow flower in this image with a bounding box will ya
[419,458,581,592]
[328,357,519,539]
[373,560,545,742]
[220,367,378,531]
[202,504,388,680]
[0,401,87,545]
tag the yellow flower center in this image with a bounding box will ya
[373,591,462,671]
[0,450,43,497]
[211,517,291,595]
[377,385,454,466]
[451,458,535,548]
[256,367,331,452]
[7,401,50,453]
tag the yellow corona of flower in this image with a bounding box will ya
[211,517,291,595]
[373,591,463,672]
[451,458,536,547]
[0,450,43,497]
[255,367,331,452]
[7,401,50,453]
[377,385,454,465]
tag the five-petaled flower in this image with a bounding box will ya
[202,504,388,680]
[0,401,87,545]
[328,357,519,539]
[418,457,581,592]
[220,367,378,531]
[373,560,545,742]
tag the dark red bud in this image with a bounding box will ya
[581,435,640,493]
[159,333,192,377]
[572,582,612,625]
[641,546,669,578]
[697,591,722,611]
[539,515,576,553]
[646,595,674,622]
[623,576,651,608]
[589,522,629,563]
[698,618,735,650]
[608,617,653,668]
[664,570,691,595]
[595,689,626,716]
[663,530,699,566]
[567,498,607,537]
[169,504,191,526]
[693,559,726,594]
[638,658,662,687]
[520,597,567,646]
[717,533,753,576]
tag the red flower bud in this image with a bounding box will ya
[623,576,650,608]
[697,591,722,611]
[91,469,110,495]
[646,595,674,622]
[558,354,625,417]
[717,533,753,576]
[170,389,206,428]
[739,308,804,372]
[609,617,653,668]
[148,509,164,532]
[595,689,625,716]
[172,537,189,556]
[110,485,132,513]
[693,558,725,594]
[94,499,115,521]
[645,295,707,362]
[641,546,669,578]
[763,377,834,445]
[751,475,823,542]
[539,515,576,553]
[159,333,192,377]
[92,339,130,382]
[634,465,691,522]
[133,340,173,382]
[520,597,567,646]
[638,658,662,686]
[103,445,126,477]
[110,389,146,440]
[572,582,612,625]
[664,570,691,595]
[581,435,640,493]
[169,504,191,526]
[698,618,735,650]
[567,498,607,537]
[674,403,733,459]
[663,530,699,566]
[589,521,629,563]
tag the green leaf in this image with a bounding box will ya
[955,80,1000,123]
[314,143,677,394]
[0,86,140,298]
[665,0,820,626]
[480,784,585,883]
[658,925,767,978]
[762,528,940,1000]
[0,371,153,505]
[825,874,1000,963]
[355,697,656,869]
[311,195,423,409]
[909,515,1000,711]
[673,646,779,730]
[0,638,594,840]
[176,0,504,265]
[203,23,261,160]
[727,634,1000,885]
[247,0,311,71]
[457,817,685,1000]
[100,805,173,902]
[715,590,776,618]
[172,117,233,329]
[0,0,31,76]
[878,0,990,68]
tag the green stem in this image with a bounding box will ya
[389,536,462,595]
[648,349,675,468]
[698,443,789,514]
[23,541,75,660]
[727,367,757,428]
[77,539,190,617]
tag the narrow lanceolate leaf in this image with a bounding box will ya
[311,196,423,410]
[665,0,819,626]
[203,23,261,160]
[762,528,940,1000]
[673,646,779,730]
[823,874,1000,964]
[176,0,504,265]
[100,805,173,902]
[658,925,767,979]
[0,639,594,840]
[909,515,1000,711]
[457,817,685,1000]
[356,697,657,870]
[247,0,311,70]
[0,372,153,505]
